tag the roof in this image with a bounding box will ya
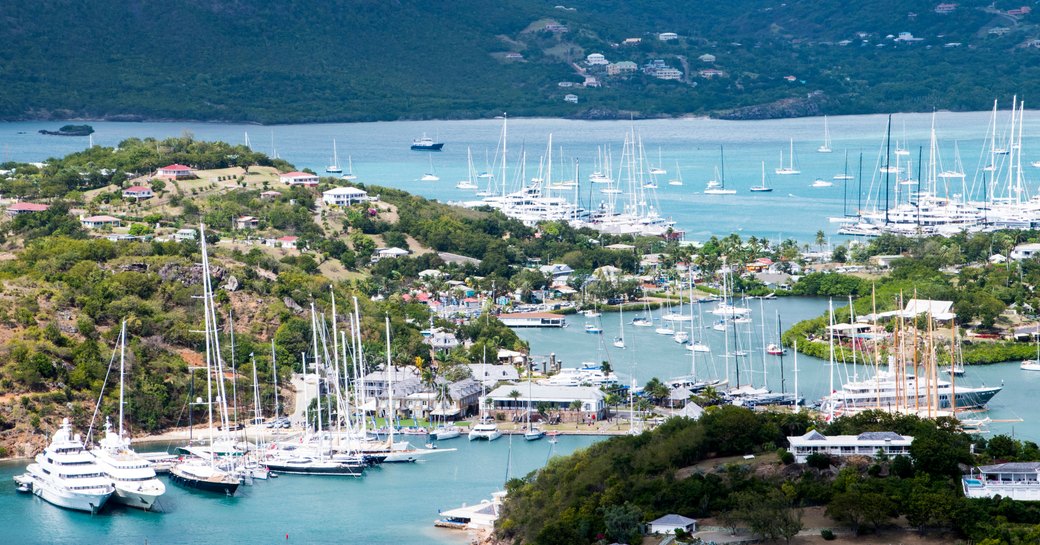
[277,236,298,242]
[238,216,258,222]
[377,247,409,256]
[280,171,317,178]
[857,431,904,441]
[650,514,697,526]
[498,312,564,320]
[323,186,367,196]
[83,215,120,222]
[486,383,605,401]
[802,430,827,441]
[124,186,152,192]
[8,202,49,211]
[978,462,1040,473]
[605,243,635,250]
[159,164,191,171]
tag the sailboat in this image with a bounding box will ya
[1021,330,1040,371]
[469,349,502,441]
[169,224,242,496]
[523,375,544,441]
[833,150,854,180]
[749,161,773,192]
[89,320,166,510]
[456,148,479,189]
[326,139,343,173]
[817,116,833,153]
[421,154,440,181]
[341,156,358,181]
[668,161,684,186]
[649,147,666,175]
[704,146,736,194]
[613,306,626,349]
[775,139,800,175]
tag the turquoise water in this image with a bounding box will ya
[517,297,1040,441]
[0,434,599,545]
[3,110,1037,242]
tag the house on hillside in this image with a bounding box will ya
[235,216,259,230]
[607,61,638,76]
[1011,243,1040,260]
[80,215,121,229]
[649,514,698,535]
[174,228,197,242]
[658,32,678,41]
[265,235,298,249]
[934,3,957,13]
[156,164,193,178]
[698,53,716,62]
[787,430,913,463]
[279,171,319,186]
[122,186,154,200]
[586,53,608,65]
[372,247,410,263]
[260,190,282,200]
[6,202,50,216]
[322,186,369,206]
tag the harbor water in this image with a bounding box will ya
[0,434,599,545]
[3,110,1039,242]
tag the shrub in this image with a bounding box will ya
[821,529,836,540]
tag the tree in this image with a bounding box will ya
[508,389,522,419]
[602,502,643,544]
[826,485,895,535]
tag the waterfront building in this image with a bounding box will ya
[484,383,606,420]
[498,312,566,328]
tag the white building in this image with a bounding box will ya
[963,462,1040,501]
[654,67,683,80]
[649,514,697,535]
[698,53,716,63]
[787,430,913,463]
[322,186,369,206]
[156,164,193,178]
[484,383,606,419]
[586,53,608,65]
[658,32,678,41]
[372,247,410,262]
[122,186,154,200]
[80,215,121,229]
[498,312,566,328]
[279,171,320,186]
[174,228,197,242]
[1011,243,1040,260]
[466,364,520,387]
[563,94,578,104]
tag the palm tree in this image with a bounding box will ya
[569,399,583,427]
[508,389,522,419]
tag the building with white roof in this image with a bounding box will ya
[466,364,520,387]
[279,171,320,186]
[787,430,913,463]
[649,514,697,535]
[1011,243,1040,260]
[963,462,1040,501]
[322,186,369,206]
[484,383,606,419]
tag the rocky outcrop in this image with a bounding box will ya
[157,263,225,286]
[717,91,829,120]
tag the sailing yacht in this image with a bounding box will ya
[169,224,242,496]
[469,352,502,441]
[775,139,800,175]
[421,154,440,181]
[456,148,479,189]
[704,147,736,194]
[522,378,544,441]
[649,147,666,175]
[749,161,773,192]
[89,321,166,510]
[341,156,358,181]
[326,139,343,173]
[613,306,626,349]
[668,161,684,186]
[817,116,833,153]
[15,418,115,513]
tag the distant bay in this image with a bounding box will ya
[2,109,1037,242]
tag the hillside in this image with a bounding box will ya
[2,1,1039,122]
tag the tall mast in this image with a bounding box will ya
[884,115,892,225]
[271,339,279,418]
[385,315,395,447]
[119,319,126,438]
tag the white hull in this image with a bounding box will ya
[31,479,111,513]
[112,483,164,510]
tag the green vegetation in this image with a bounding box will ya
[499,409,1040,545]
[1,1,1038,122]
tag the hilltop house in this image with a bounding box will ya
[586,53,608,66]
[235,216,259,230]
[787,430,913,463]
[6,202,50,216]
[80,215,121,229]
[563,94,578,103]
[658,32,678,41]
[698,53,716,63]
[156,164,193,178]
[607,61,638,76]
[265,235,298,249]
[322,186,369,206]
[122,186,154,200]
[279,171,320,186]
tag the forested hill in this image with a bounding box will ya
[2,0,1037,122]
